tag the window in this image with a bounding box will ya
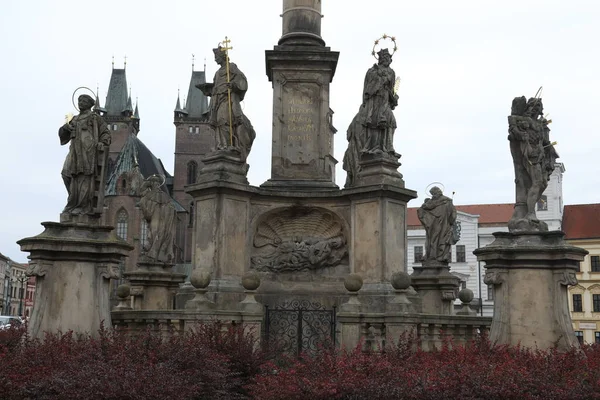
[592,256,600,272]
[195,126,200,134]
[188,126,193,133]
[576,262,581,273]
[575,331,584,345]
[187,161,198,185]
[456,245,466,263]
[414,246,423,263]
[113,124,118,131]
[117,210,128,240]
[140,219,148,249]
[537,195,548,211]
[487,284,494,301]
[594,294,600,312]
[189,202,195,227]
[595,332,600,344]
[573,294,583,312]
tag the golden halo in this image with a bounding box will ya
[372,33,398,60]
[71,86,97,111]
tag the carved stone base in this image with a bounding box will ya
[410,264,460,315]
[197,150,249,185]
[17,222,133,338]
[474,231,588,350]
[353,153,404,188]
[124,260,186,310]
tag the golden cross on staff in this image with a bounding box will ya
[220,36,234,147]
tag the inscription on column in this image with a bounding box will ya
[283,82,320,165]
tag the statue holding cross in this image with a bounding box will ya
[197,37,256,162]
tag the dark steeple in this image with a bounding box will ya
[184,71,209,119]
[95,86,106,114]
[124,91,134,115]
[133,99,139,119]
[105,68,129,116]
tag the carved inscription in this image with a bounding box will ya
[282,83,320,164]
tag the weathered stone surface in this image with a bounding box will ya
[475,231,587,349]
[418,186,459,264]
[344,274,363,292]
[124,259,186,310]
[18,222,132,338]
[507,95,558,233]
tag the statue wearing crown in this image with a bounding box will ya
[196,45,256,162]
[343,45,400,187]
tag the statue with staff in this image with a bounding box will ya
[58,88,111,216]
[197,37,256,162]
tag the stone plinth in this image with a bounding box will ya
[124,259,186,310]
[17,221,132,338]
[474,231,587,350]
[354,154,404,188]
[410,261,460,315]
[263,41,339,190]
[185,180,417,310]
[197,150,249,185]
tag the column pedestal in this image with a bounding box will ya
[474,231,587,350]
[410,261,460,315]
[124,259,186,310]
[18,221,132,338]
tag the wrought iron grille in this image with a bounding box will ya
[264,300,336,357]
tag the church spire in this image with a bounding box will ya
[105,60,129,116]
[133,98,139,119]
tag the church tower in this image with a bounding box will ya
[172,65,214,263]
[102,62,139,171]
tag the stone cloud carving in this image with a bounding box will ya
[250,208,348,272]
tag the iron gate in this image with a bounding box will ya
[264,300,336,356]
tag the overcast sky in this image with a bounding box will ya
[1,0,598,263]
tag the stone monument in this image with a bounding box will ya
[18,94,132,338]
[124,174,186,310]
[184,1,417,312]
[474,94,587,350]
[195,40,256,185]
[410,186,460,315]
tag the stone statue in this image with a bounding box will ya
[139,175,176,263]
[417,186,458,265]
[342,48,400,186]
[58,94,111,215]
[508,96,558,232]
[196,46,256,162]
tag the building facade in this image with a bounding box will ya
[407,163,565,316]
[564,204,600,344]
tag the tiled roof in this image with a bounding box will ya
[563,204,600,240]
[407,203,514,227]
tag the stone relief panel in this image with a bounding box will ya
[250,207,348,272]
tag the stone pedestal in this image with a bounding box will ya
[197,151,249,185]
[410,261,460,315]
[124,259,186,310]
[474,231,587,350]
[354,154,405,188]
[17,221,132,338]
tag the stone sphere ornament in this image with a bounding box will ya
[390,271,411,290]
[458,288,474,304]
[344,273,363,293]
[190,268,211,289]
[242,271,261,291]
[116,284,130,299]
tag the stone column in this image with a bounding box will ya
[474,231,587,350]
[263,0,340,190]
[410,260,460,315]
[124,257,186,310]
[18,221,132,338]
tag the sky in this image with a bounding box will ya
[0,0,598,263]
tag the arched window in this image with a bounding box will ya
[187,161,198,185]
[140,219,148,249]
[116,209,128,240]
[189,201,195,227]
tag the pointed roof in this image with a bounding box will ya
[133,101,139,119]
[105,133,185,211]
[174,91,186,114]
[124,93,133,114]
[94,91,106,114]
[105,68,129,116]
[184,70,209,118]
